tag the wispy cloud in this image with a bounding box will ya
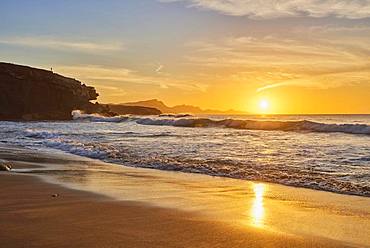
[56,65,208,93]
[161,0,370,19]
[155,64,164,73]
[185,32,370,92]
[255,70,370,92]
[92,85,128,98]
[0,36,124,53]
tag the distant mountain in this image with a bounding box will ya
[107,104,161,115]
[122,99,247,115]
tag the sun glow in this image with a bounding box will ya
[258,99,270,113]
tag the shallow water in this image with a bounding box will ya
[1,114,369,196]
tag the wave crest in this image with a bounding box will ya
[72,111,370,135]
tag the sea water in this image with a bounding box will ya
[0,113,369,196]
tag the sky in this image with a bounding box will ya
[1,0,370,114]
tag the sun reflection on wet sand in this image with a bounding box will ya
[251,183,265,228]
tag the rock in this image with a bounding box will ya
[0,159,12,171]
[107,104,161,115]
[0,164,11,171]
[82,102,117,117]
[0,62,100,120]
[123,99,202,114]
[51,194,59,198]
[123,99,171,113]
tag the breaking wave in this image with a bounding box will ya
[4,114,369,197]
[72,111,370,135]
[18,128,370,197]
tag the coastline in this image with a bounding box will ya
[1,146,369,247]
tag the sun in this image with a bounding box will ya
[259,99,269,112]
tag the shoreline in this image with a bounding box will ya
[1,146,369,247]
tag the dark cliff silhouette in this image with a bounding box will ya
[107,104,161,115]
[0,62,105,120]
[0,63,163,120]
[122,99,247,115]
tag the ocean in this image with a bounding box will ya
[1,113,369,196]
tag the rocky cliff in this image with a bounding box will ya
[0,62,101,120]
[107,104,161,115]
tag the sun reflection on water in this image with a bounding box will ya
[251,183,265,228]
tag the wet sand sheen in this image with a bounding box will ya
[1,146,369,247]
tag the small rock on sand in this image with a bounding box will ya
[0,159,12,171]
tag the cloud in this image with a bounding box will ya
[186,36,367,69]
[155,64,164,73]
[185,33,370,91]
[55,65,208,92]
[160,0,370,19]
[0,36,124,53]
[93,85,128,98]
[256,69,370,92]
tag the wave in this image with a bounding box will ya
[72,110,129,122]
[72,111,370,135]
[16,117,370,196]
[159,113,193,118]
[24,129,61,139]
[43,139,110,159]
[23,129,112,159]
[23,134,370,197]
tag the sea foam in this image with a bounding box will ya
[72,111,370,135]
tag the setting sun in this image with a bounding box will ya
[259,99,270,112]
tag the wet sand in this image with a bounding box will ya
[0,146,368,248]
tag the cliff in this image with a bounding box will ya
[107,104,161,115]
[0,62,101,120]
[123,99,173,113]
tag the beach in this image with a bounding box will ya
[2,0,370,246]
[1,146,369,248]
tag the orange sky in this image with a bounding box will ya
[1,0,370,114]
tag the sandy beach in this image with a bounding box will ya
[2,0,370,246]
[1,146,369,248]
